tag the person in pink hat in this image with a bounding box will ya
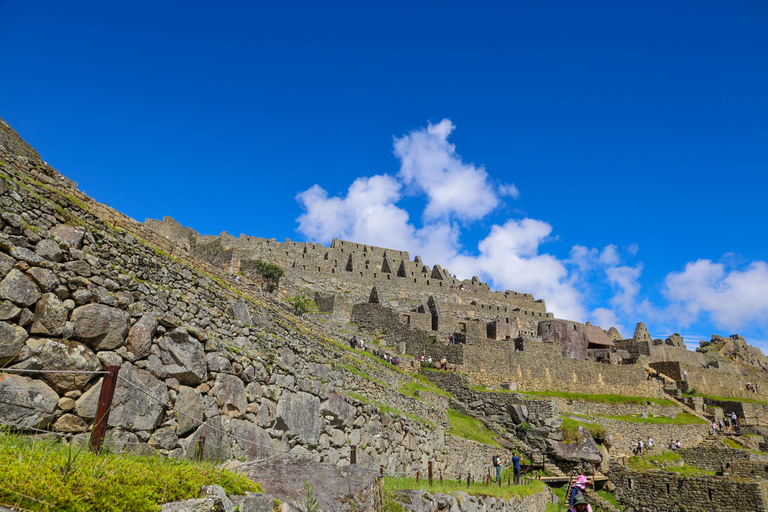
[569,474,592,511]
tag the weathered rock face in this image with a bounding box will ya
[50,224,85,249]
[0,269,41,307]
[158,329,207,385]
[70,303,130,350]
[229,456,382,512]
[26,337,101,393]
[35,239,63,263]
[508,404,528,425]
[126,312,157,359]
[547,426,602,464]
[226,300,252,325]
[538,320,590,360]
[0,373,58,429]
[176,385,205,436]
[320,392,355,427]
[275,391,323,447]
[30,293,68,337]
[0,320,28,363]
[76,363,168,430]
[210,374,247,419]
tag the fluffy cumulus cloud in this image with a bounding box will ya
[664,260,768,331]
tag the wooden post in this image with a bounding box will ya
[467,472,471,486]
[428,460,433,485]
[380,465,384,476]
[320,455,324,463]
[416,470,420,483]
[440,471,443,484]
[195,435,206,461]
[351,445,357,464]
[90,365,119,453]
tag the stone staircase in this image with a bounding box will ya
[698,434,722,448]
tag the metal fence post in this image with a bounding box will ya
[429,460,433,486]
[90,365,119,453]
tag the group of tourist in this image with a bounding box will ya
[348,336,365,350]
[491,452,522,485]
[746,382,759,393]
[419,354,453,371]
[669,439,683,450]
[383,353,399,366]
[633,436,654,455]
[447,334,465,345]
[645,369,663,381]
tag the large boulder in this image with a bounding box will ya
[210,374,247,419]
[547,426,602,464]
[35,239,63,263]
[226,300,252,325]
[274,391,322,447]
[76,363,168,431]
[30,293,69,337]
[158,329,207,385]
[71,304,130,350]
[125,313,158,359]
[0,269,41,307]
[0,373,58,429]
[27,267,60,293]
[27,338,101,393]
[320,393,355,427]
[175,386,204,436]
[50,225,86,249]
[0,320,28,364]
[507,404,529,425]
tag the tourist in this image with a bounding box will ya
[569,475,590,510]
[731,412,738,432]
[571,494,593,512]
[492,453,503,483]
[683,370,688,381]
[440,357,447,370]
[669,439,677,450]
[511,452,521,484]
[633,438,642,455]
[427,356,432,366]
[647,436,653,450]
[712,421,718,435]
[724,416,730,430]
[675,440,681,449]
[350,336,358,349]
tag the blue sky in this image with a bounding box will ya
[2,1,767,349]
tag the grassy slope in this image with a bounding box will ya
[447,409,502,448]
[384,476,545,500]
[0,434,260,512]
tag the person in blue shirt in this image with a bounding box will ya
[511,453,521,484]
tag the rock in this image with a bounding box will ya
[18,308,33,327]
[0,269,40,307]
[27,337,101,393]
[228,494,275,512]
[76,363,168,430]
[35,239,63,262]
[210,374,247,418]
[320,393,355,427]
[71,303,130,350]
[9,246,45,266]
[50,225,86,249]
[176,386,205,436]
[126,312,157,359]
[274,391,322,447]
[207,352,233,373]
[0,252,14,278]
[0,373,58,429]
[0,320,28,363]
[64,260,92,277]
[508,404,529,424]
[227,300,252,324]
[58,397,75,411]
[97,351,123,367]
[149,427,180,450]
[0,300,21,321]
[158,329,207,385]
[27,266,59,293]
[54,414,88,433]
[547,426,602,464]
[30,293,69,337]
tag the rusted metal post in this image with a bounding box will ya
[440,470,443,484]
[90,365,119,453]
[380,465,384,476]
[416,470,420,483]
[195,435,206,461]
[351,445,357,464]
[467,472,471,486]
[486,472,490,486]
[429,460,433,485]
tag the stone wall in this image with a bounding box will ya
[554,399,681,419]
[464,340,660,398]
[393,486,554,512]
[683,363,768,401]
[730,460,768,479]
[678,446,764,472]
[610,463,768,512]
[594,419,709,450]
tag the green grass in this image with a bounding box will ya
[599,412,706,425]
[560,417,607,444]
[516,390,676,407]
[722,437,766,455]
[447,409,502,448]
[683,392,768,406]
[399,376,453,400]
[0,432,260,512]
[627,452,715,475]
[339,363,385,386]
[384,476,545,500]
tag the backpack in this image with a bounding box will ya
[492,455,499,467]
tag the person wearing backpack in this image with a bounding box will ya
[569,475,592,511]
[492,454,503,483]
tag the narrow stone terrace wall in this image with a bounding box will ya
[594,419,709,451]
[678,446,765,472]
[555,399,681,419]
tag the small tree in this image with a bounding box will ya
[254,260,284,293]
[286,288,316,316]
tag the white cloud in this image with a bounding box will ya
[606,264,643,313]
[664,259,768,331]
[393,119,514,221]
